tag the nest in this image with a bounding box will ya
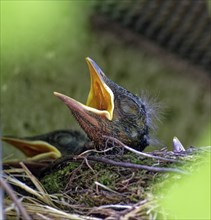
[1,140,210,220]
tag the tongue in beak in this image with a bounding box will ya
[54,57,114,126]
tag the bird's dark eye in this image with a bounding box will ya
[55,133,71,146]
[119,97,140,115]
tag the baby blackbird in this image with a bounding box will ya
[2,130,88,160]
[55,58,153,151]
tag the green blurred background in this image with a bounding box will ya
[1,1,210,158]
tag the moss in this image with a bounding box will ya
[41,161,79,193]
[125,152,155,165]
[41,173,63,193]
[97,169,119,186]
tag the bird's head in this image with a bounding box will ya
[54,58,150,151]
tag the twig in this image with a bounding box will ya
[103,136,181,163]
[42,154,187,176]
[95,181,121,195]
[95,204,132,210]
[82,157,96,174]
[0,177,32,220]
[86,156,188,175]
[77,146,115,157]
[19,162,55,207]
[0,140,4,220]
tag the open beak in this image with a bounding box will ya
[54,57,114,121]
[2,136,61,161]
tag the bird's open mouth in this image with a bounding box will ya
[54,57,114,121]
[2,137,61,160]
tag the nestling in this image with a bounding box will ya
[54,58,154,151]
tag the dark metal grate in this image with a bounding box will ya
[93,0,211,72]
